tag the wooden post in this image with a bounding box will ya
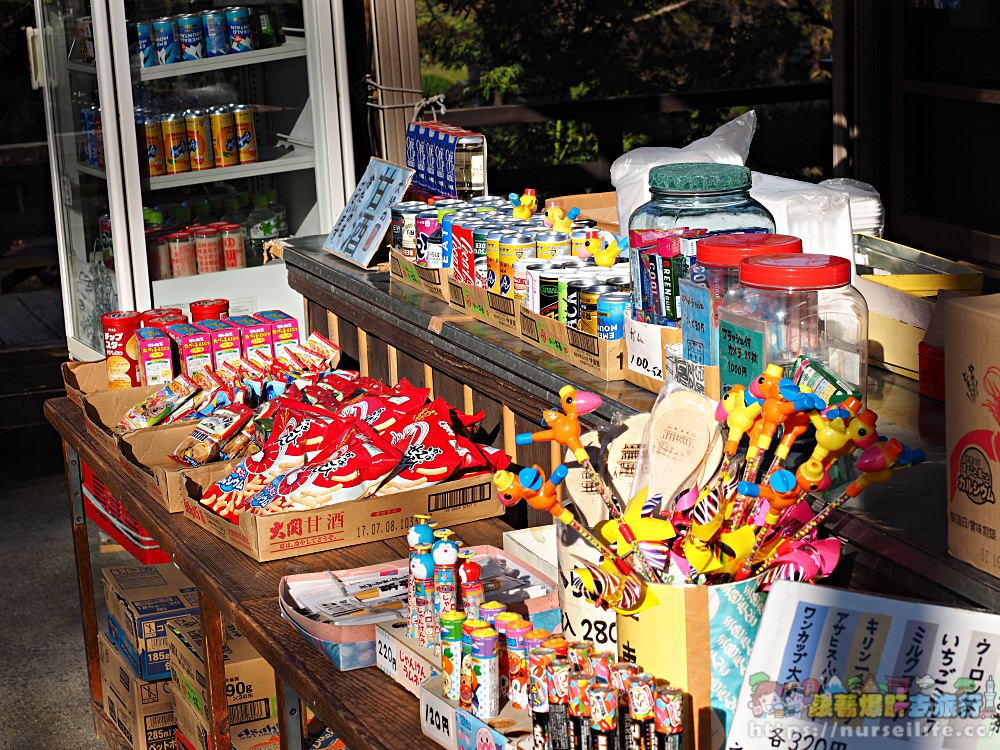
[200,594,232,750]
[357,328,370,377]
[388,345,399,385]
[326,311,340,346]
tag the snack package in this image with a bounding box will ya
[171,403,253,466]
[218,400,279,460]
[335,380,429,432]
[191,368,224,392]
[244,419,402,515]
[165,386,231,423]
[287,344,326,372]
[116,375,199,431]
[200,405,341,522]
[303,331,341,367]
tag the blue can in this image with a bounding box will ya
[176,14,204,60]
[597,292,630,340]
[225,7,253,53]
[201,11,229,57]
[152,17,180,64]
[136,21,156,67]
[80,107,97,167]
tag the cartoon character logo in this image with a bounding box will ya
[748,679,784,718]
[461,666,479,711]
[475,727,495,750]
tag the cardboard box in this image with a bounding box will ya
[253,310,299,357]
[447,277,519,337]
[83,386,160,453]
[518,305,625,381]
[501,527,557,582]
[389,249,452,303]
[225,316,274,360]
[137,328,176,387]
[418,680,531,750]
[182,472,502,562]
[545,192,619,234]
[945,294,1000,576]
[193,320,242,372]
[166,617,279,750]
[622,317,722,398]
[117,425,240,513]
[63,359,113,406]
[100,632,177,750]
[103,564,200,680]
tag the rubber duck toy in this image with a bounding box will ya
[543,205,580,234]
[592,234,626,268]
[508,188,538,220]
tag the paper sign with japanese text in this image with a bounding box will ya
[727,581,1000,750]
[324,158,414,269]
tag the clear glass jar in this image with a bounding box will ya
[718,254,868,402]
[681,233,802,366]
[628,163,775,324]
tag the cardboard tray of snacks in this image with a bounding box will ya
[82,386,160,453]
[389,250,452,304]
[420,676,531,750]
[446,276,519,337]
[116,424,241,513]
[62,359,114,407]
[517,305,625,381]
[182,470,502,562]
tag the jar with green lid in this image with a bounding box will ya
[628,163,775,323]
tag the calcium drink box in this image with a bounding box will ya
[194,319,242,370]
[163,323,213,377]
[253,310,299,357]
[225,315,273,359]
[135,327,175,386]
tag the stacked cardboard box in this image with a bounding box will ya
[99,632,177,750]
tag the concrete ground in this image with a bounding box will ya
[1,454,133,750]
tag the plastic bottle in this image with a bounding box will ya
[265,189,289,238]
[164,204,192,230]
[246,194,277,266]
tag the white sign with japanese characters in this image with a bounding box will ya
[727,582,1000,750]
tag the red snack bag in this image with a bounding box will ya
[335,380,429,432]
[478,444,512,471]
[318,373,365,402]
[380,398,476,493]
[245,419,402,514]
[287,344,326,372]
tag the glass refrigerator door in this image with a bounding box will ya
[107,1,352,324]
[36,0,136,360]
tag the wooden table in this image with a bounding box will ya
[45,397,511,750]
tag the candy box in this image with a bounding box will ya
[102,564,200,681]
[194,319,242,372]
[225,315,273,359]
[253,310,299,357]
[99,632,177,750]
[136,327,175,386]
[164,323,213,378]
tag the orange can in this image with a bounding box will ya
[232,104,257,164]
[160,113,190,174]
[209,107,238,168]
[184,109,214,171]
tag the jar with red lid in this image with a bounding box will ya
[718,253,867,400]
[141,307,183,326]
[193,227,224,274]
[190,298,229,322]
[680,234,803,366]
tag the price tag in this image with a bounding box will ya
[679,279,714,366]
[420,686,457,750]
[624,316,666,381]
[375,626,399,678]
[718,315,766,396]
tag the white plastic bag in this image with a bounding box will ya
[611,110,758,231]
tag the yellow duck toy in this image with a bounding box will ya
[542,205,580,234]
[591,234,625,267]
[508,188,538,220]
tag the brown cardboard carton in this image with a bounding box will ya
[166,617,279,750]
[99,632,177,750]
[63,359,115,407]
[182,471,501,562]
[945,294,1000,575]
[117,424,240,513]
[518,305,625,380]
[545,192,619,233]
[83,386,160,453]
[389,250,452,303]
[447,277,519,336]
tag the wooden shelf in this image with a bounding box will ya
[139,37,306,82]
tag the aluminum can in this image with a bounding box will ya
[209,107,238,167]
[391,202,424,259]
[102,311,142,389]
[231,104,258,164]
[167,231,197,277]
[562,277,593,327]
[597,292,630,340]
[225,7,253,52]
[140,114,166,177]
[415,211,442,268]
[136,21,156,67]
[523,262,555,314]
[450,217,480,284]
[498,234,535,298]
[220,223,246,269]
[511,258,536,302]
[177,14,204,60]
[535,231,571,260]
[193,227,225,273]
[160,113,190,174]
[202,10,229,57]
[579,285,617,336]
[152,17,181,64]
[184,110,214,171]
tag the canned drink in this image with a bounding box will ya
[160,113,190,174]
[177,14,204,60]
[450,218,480,284]
[141,115,165,177]
[511,258,536,302]
[220,223,246,269]
[524,262,555,314]
[570,229,591,258]
[136,21,156,67]
[146,233,171,281]
[226,7,253,52]
[472,224,492,266]
[152,17,181,64]
[394,202,424,259]
[80,107,96,167]
[184,110,214,171]
[579,285,617,335]
[561,277,593,327]
[474,258,489,288]
[231,104,257,164]
[102,311,142,389]
[77,17,94,64]
[209,107,238,167]
[552,258,587,270]
[485,230,504,293]
[535,231,571,260]
[415,211,442,268]
[167,231,197,277]
[390,204,408,252]
[498,234,535,298]
[202,10,229,57]
[539,270,570,318]
[597,292,630,340]
[193,227,224,274]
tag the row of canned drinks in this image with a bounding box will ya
[136,104,257,176]
[391,198,633,340]
[136,7,277,67]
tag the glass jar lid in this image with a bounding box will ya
[739,253,851,290]
[697,233,803,268]
[648,163,751,193]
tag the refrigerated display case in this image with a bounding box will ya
[34,0,354,360]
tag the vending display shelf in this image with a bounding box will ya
[77,163,106,180]
[139,36,308,82]
[145,145,315,190]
